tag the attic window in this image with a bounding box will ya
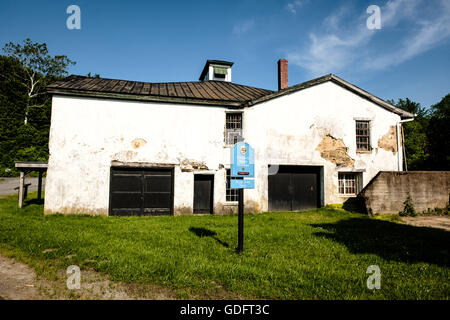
[214,66,227,78]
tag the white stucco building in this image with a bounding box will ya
[44,59,414,216]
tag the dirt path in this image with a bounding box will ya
[0,254,176,300]
[401,216,450,231]
[0,255,44,300]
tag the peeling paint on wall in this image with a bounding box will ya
[214,204,238,214]
[178,157,209,172]
[174,206,193,215]
[355,160,367,168]
[131,138,147,149]
[212,199,263,215]
[377,126,398,154]
[316,134,355,168]
[44,207,108,216]
[111,150,138,162]
[244,200,261,213]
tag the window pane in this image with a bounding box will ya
[226,169,242,201]
[338,173,357,195]
[338,180,344,194]
[226,113,243,145]
[214,66,228,75]
[356,121,370,151]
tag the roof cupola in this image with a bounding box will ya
[199,60,233,82]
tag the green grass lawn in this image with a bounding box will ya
[0,193,448,299]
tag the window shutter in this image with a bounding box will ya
[214,66,228,75]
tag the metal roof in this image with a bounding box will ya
[47,74,415,118]
[47,75,271,107]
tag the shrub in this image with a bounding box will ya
[399,194,417,217]
[421,204,449,216]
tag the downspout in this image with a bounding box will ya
[396,117,415,171]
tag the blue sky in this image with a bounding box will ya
[1,0,449,108]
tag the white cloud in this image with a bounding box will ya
[288,8,371,75]
[233,19,255,37]
[288,0,450,76]
[286,0,304,15]
[288,30,370,75]
[323,4,353,31]
[367,1,450,69]
[380,0,419,26]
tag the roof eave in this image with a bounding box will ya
[245,74,333,107]
[47,88,243,108]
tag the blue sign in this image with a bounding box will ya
[231,179,255,189]
[231,142,254,178]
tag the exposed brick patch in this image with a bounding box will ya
[378,126,398,154]
[316,135,355,168]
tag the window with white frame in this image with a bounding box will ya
[338,172,362,196]
[226,169,242,202]
[225,112,242,145]
[355,120,371,151]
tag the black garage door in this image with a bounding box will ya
[268,166,321,211]
[109,167,174,216]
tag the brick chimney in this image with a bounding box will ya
[277,59,288,91]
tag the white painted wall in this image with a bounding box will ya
[45,96,231,215]
[44,81,402,215]
[244,81,402,209]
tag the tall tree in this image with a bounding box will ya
[0,39,75,176]
[391,95,449,170]
[427,94,450,170]
[388,98,429,170]
[2,38,75,124]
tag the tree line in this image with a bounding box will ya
[0,39,448,176]
[388,96,449,170]
[0,39,76,176]
[0,38,74,176]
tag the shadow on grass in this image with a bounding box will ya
[311,218,450,267]
[189,227,229,248]
[342,197,366,214]
[24,198,44,206]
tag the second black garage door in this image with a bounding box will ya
[268,165,321,211]
[109,167,174,216]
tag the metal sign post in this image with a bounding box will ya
[238,188,244,252]
[230,142,255,253]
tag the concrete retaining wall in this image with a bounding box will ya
[359,171,450,214]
